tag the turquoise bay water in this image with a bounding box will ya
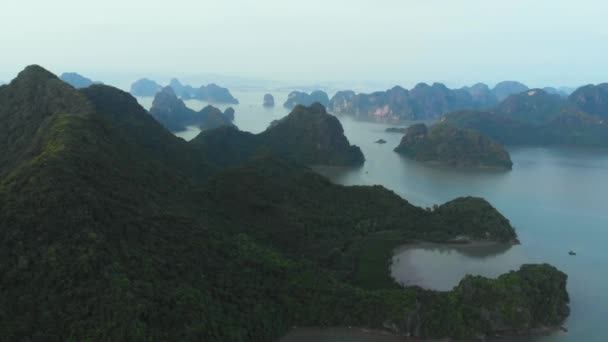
[137,91,608,341]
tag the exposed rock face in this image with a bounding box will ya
[130,78,162,96]
[60,72,101,89]
[148,87,233,132]
[263,93,275,107]
[328,81,535,122]
[394,123,513,169]
[328,83,476,121]
[283,90,330,109]
[492,81,529,102]
[192,103,365,167]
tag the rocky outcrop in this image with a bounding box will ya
[394,123,513,169]
[283,90,330,109]
[263,93,275,107]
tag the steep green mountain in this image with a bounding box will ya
[149,86,234,132]
[192,103,365,167]
[59,72,101,89]
[444,86,608,146]
[0,66,569,341]
[394,123,513,169]
[283,90,330,109]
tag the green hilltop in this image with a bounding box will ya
[0,66,569,341]
[394,123,513,169]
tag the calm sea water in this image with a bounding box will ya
[137,91,608,342]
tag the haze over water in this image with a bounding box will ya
[141,91,608,342]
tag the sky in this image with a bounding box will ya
[1,0,607,89]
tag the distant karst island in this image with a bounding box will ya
[149,86,235,132]
[443,85,608,147]
[60,72,102,89]
[263,93,275,107]
[130,77,239,104]
[327,81,572,122]
[283,90,330,109]
[394,123,513,169]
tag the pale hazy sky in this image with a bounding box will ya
[1,0,607,88]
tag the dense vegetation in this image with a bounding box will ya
[149,86,234,132]
[192,103,365,167]
[394,123,513,169]
[0,66,569,341]
[283,90,330,109]
[444,86,608,147]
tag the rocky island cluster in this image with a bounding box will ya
[327,81,572,121]
[283,90,330,109]
[444,86,608,147]
[394,123,513,169]
[130,77,239,104]
[0,66,570,341]
[149,86,235,132]
[192,103,365,167]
